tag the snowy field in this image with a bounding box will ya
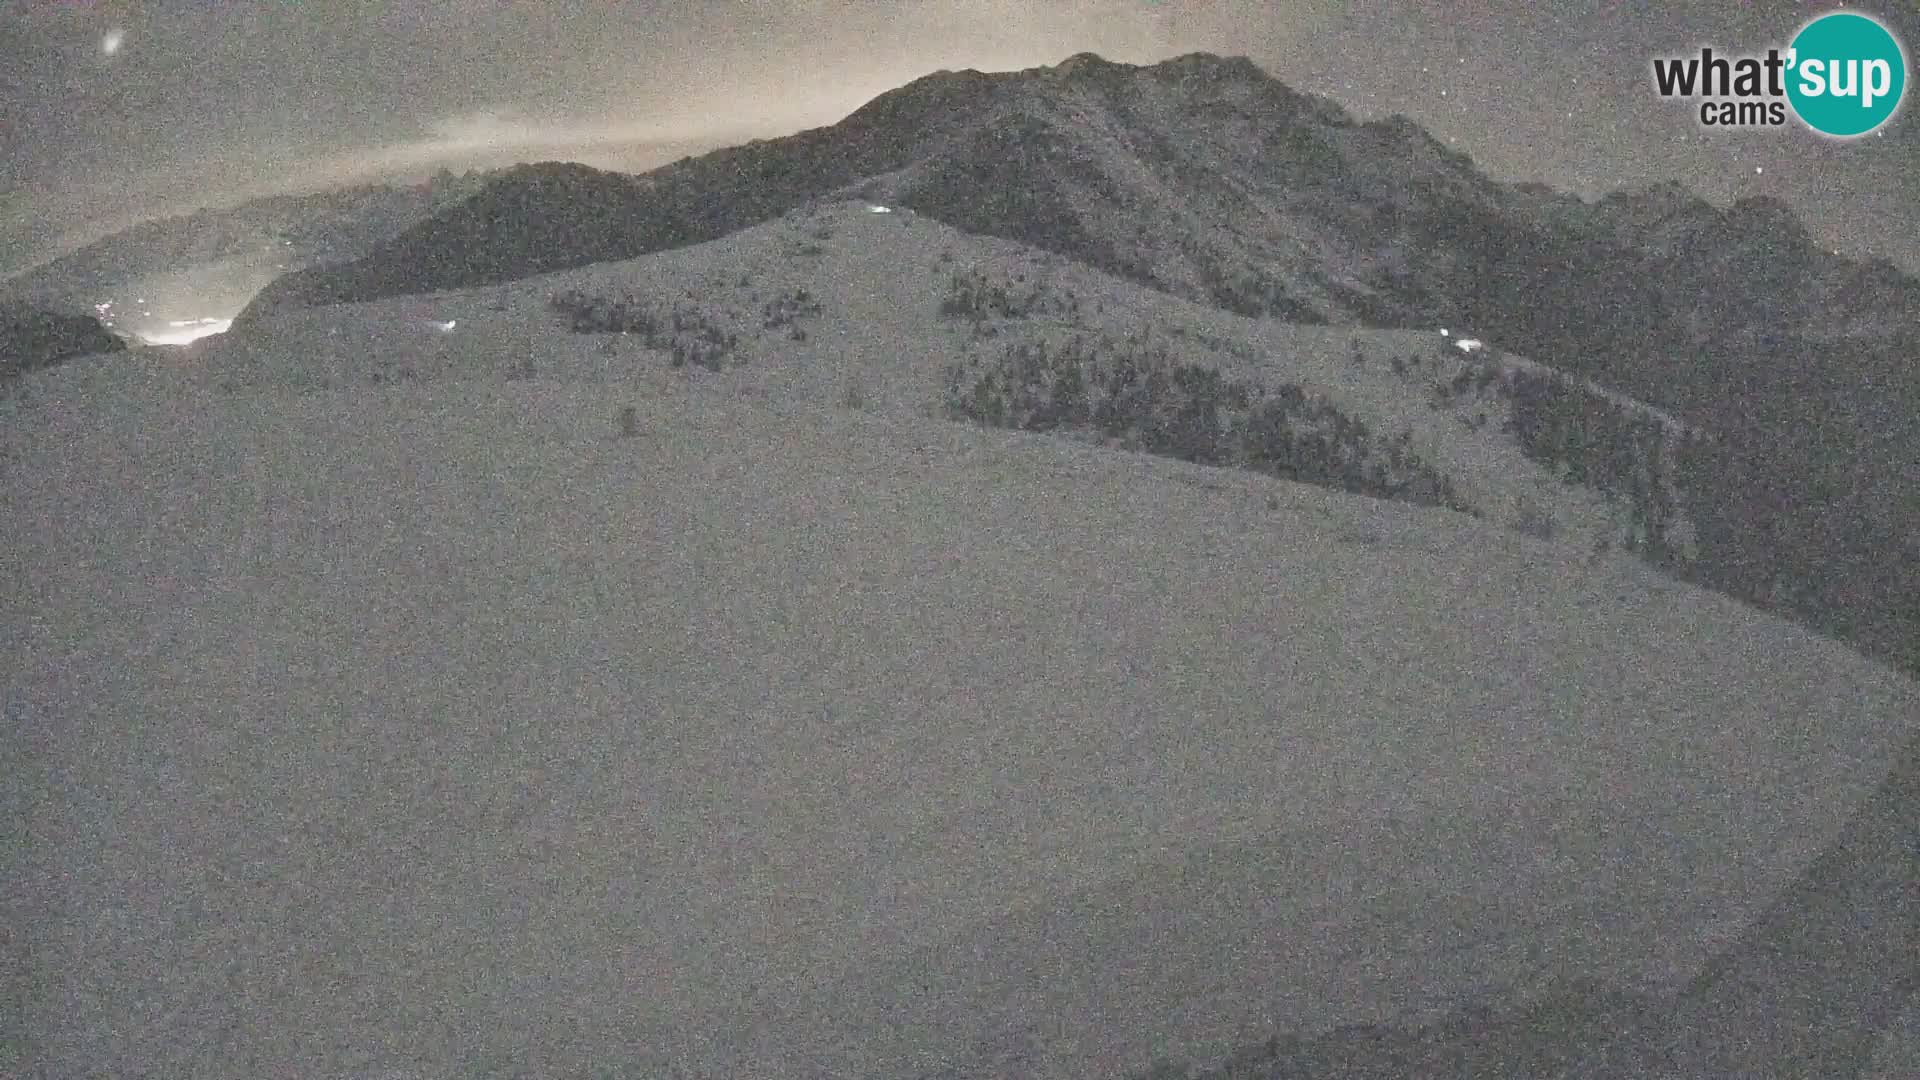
[7,204,1917,1078]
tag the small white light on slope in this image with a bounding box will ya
[866,205,892,213]
[1454,337,1485,353]
[101,29,125,56]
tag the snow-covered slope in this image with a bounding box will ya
[198,200,1699,563]
[8,206,1917,1078]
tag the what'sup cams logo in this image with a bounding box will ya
[1652,9,1907,137]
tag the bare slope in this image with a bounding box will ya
[9,293,1917,1078]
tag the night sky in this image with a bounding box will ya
[3,1,1916,273]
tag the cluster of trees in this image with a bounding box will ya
[760,287,822,340]
[944,330,1477,515]
[548,288,739,371]
[1494,366,1692,563]
[937,268,1083,324]
[1431,357,1504,399]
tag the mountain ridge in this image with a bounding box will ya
[236,51,1918,340]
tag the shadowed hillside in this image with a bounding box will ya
[0,303,124,383]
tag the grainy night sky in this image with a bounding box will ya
[3,1,1916,273]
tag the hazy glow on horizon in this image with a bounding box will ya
[4,2,1912,278]
[23,94,870,270]
[9,0,1188,274]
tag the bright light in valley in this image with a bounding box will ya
[101,29,126,57]
[140,318,232,346]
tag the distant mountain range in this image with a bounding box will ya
[232,50,1918,677]
[0,173,492,345]
[243,53,1919,340]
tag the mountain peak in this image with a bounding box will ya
[1054,51,1123,76]
[1039,50,1273,89]
[1152,51,1268,81]
[1044,51,1260,74]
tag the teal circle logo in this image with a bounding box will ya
[1786,11,1907,137]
